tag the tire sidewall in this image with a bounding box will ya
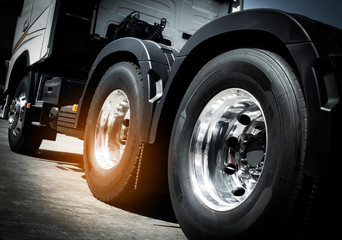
[84,62,143,196]
[169,49,305,238]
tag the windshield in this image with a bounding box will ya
[243,0,342,29]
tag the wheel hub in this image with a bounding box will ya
[189,88,267,211]
[94,90,130,170]
[8,92,27,136]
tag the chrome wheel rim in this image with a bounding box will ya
[8,92,27,137]
[189,88,267,211]
[95,90,130,170]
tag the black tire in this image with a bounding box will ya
[84,62,147,207]
[8,76,42,155]
[168,49,307,239]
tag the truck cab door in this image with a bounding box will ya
[12,0,33,51]
[12,0,54,56]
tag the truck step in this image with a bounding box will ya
[57,105,84,139]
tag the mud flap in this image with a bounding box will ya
[134,143,169,194]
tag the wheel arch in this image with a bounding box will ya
[75,37,177,144]
[75,50,139,130]
[5,51,30,97]
[1,51,31,118]
[151,13,302,145]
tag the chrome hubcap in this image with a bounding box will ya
[189,88,267,211]
[8,92,27,137]
[94,90,130,170]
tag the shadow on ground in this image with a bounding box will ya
[33,148,178,224]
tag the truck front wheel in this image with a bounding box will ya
[168,49,307,239]
[8,76,42,155]
[84,62,146,207]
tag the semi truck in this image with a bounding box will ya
[1,0,341,238]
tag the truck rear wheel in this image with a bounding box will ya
[8,76,42,155]
[168,49,307,239]
[84,62,146,207]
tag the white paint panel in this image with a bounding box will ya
[95,0,228,50]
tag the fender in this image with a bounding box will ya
[4,51,30,96]
[75,37,178,142]
[151,9,342,179]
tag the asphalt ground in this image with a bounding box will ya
[0,119,186,240]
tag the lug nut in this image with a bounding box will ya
[122,119,129,127]
[232,187,245,197]
[254,121,265,130]
[119,137,127,145]
[224,163,237,175]
[238,114,251,125]
[226,136,239,148]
